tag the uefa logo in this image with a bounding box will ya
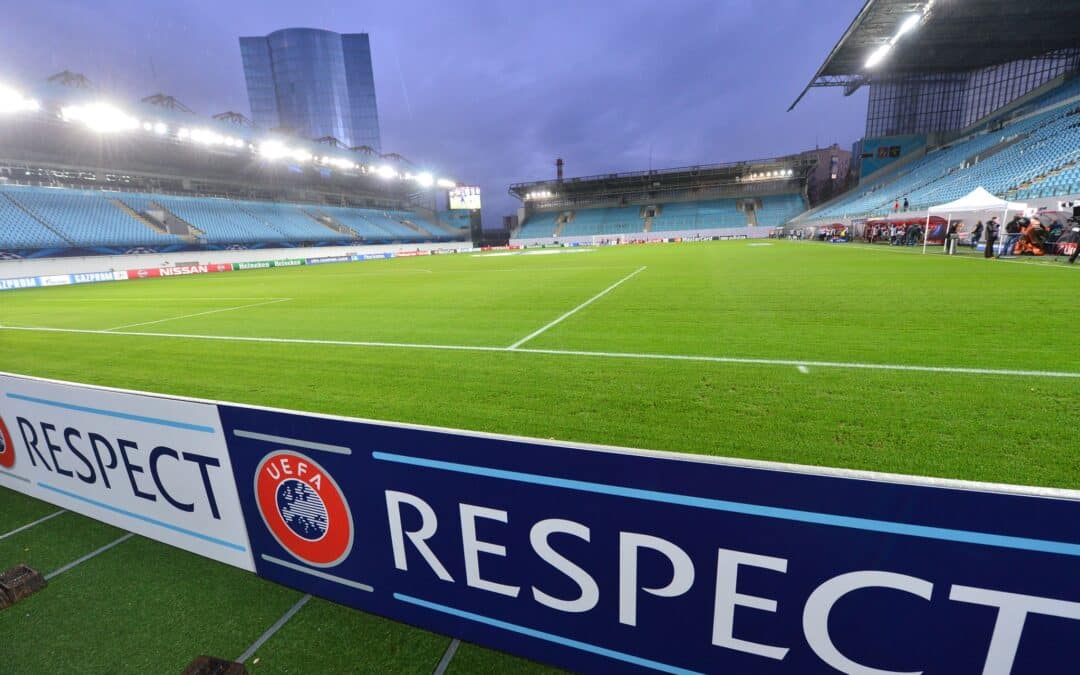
[0,414,14,468]
[254,451,353,567]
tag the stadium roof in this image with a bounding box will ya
[790,0,1080,110]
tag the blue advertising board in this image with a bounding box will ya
[1,372,1078,673]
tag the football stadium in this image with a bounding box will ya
[1,2,1078,674]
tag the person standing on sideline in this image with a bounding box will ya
[998,215,1023,258]
[894,199,900,213]
[903,197,910,211]
[971,220,983,250]
[984,217,1000,258]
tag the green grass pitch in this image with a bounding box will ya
[0,240,1076,673]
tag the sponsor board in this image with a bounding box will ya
[0,374,253,569]
[0,371,1077,673]
[73,271,121,284]
[126,267,162,280]
[394,250,429,257]
[0,276,40,290]
[306,256,351,265]
[39,274,74,287]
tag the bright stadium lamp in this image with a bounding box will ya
[437,178,456,189]
[865,44,891,68]
[415,171,434,188]
[61,103,139,133]
[178,127,191,139]
[154,122,167,135]
[291,149,313,163]
[377,165,397,179]
[259,140,288,160]
[0,85,39,114]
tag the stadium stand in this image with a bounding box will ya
[651,200,746,231]
[0,184,451,250]
[799,82,1080,221]
[1,185,179,247]
[755,194,806,227]
[515,193,807,238]
[0,189,71,249]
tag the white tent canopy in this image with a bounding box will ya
[927,187,1027,215]
[922,187,1028,254]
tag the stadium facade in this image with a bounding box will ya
[240,28,382,151]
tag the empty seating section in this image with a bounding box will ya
[0,191,68,248]
[756,195,806,227]
[518,197,807,237]
[0,185,448,249]
[315,207,429,241]
[1,186,179,247]
[238,201,351,242]
[808,81,1080,221]
[560,207,642,237]
[651,200,746,231]
[152,196,290,243]
[516,211,560,238]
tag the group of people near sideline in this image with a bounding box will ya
[865,214,1074,258]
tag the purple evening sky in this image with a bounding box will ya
[1,0,868,223]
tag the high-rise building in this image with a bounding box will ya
[239,28,382,150]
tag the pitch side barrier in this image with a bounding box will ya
[0,373,1077,673]
[0,250,456,292]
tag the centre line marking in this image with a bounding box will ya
[1,325,1077,379]
[103,298,293,331]
[507,266,647,349]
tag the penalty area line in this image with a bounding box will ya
[103,298,293,331]
[507,266,647,349]
[1,324,1079,379]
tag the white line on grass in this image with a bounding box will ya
[507,266,647,349]
[237,594,312,664]
[434,639,461,675]
[0,509,65,540]
[2,324,1078,379]
[797,365,810,374]
[103,298,292,331]
[44,532,134,580]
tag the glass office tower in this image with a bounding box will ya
[240,28,382,150]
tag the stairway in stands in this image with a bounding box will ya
[110,198,175,239]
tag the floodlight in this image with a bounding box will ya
[377,165,397,179]
[291,149,313,163]
[437,178,456,189]
[415,172,434,188]
[896,14,921,38]
[0,85,39,114]
[865,44,891,68]
[154,122,167,135]
[61,103,139,133]
[259,140,289,159]
[178,127,191,139]
[142,122,153,131]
